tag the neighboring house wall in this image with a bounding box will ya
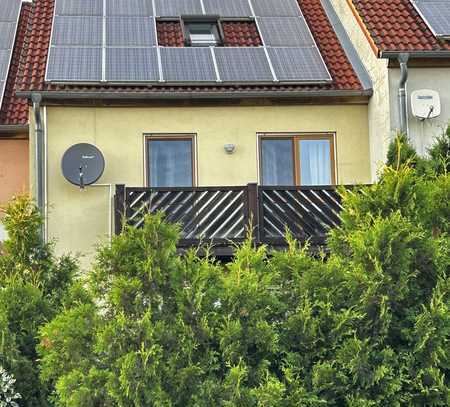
[34,104,370,264]
[330,0,391,180]
[0,136,29,240]
[389,67,450,155]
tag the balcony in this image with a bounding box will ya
[114,183,345,255]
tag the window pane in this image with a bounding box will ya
[261,139,294,185]
[299,139,332,186]
[148,139,193,187]
[187,22,219,46]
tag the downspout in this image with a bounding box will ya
[32,93,45,239]
[398,53,409,135]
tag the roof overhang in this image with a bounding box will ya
[380,50,450,59]
[0,124,28,135]
[16,89,372,102]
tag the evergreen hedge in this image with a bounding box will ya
[0,127,448,406]
[38,163,449,406]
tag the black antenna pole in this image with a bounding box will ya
[79,166,85,190]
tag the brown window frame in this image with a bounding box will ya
[259,133,337,186]
[144,134,197,187]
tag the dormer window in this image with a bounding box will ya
[186,22,220,46]
[156,18,262,48]
[182,16,223,47]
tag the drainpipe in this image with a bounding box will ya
[32,93,45,239]
[398,53,409,135]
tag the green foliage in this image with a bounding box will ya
[427,125,450,176]
[387,125,450,177]
[386,132,421,170]
[0,366,21,406]
[38,165,449,406]
[0,196,77,406]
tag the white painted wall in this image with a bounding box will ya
[330,0,392,180]
[389,67,450,155]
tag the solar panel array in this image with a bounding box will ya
[0,0,22,108]
[46,0,332,85]
[411,1,450,38]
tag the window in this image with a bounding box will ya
[146,136,195,187]
[156,18,262,48]
[185,21,221,46]
[260,134,335,186]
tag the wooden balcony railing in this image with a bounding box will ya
[114,183,345,251]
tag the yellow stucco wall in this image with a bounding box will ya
[39,104,370,265]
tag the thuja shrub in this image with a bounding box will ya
[38,164,449,406]
[0,196,77,406]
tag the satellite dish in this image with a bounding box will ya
[61,143,105,188]
[411,89,441,120]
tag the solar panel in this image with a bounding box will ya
[0,0,21,108]
[52,16,103,46]
[106,47,159,81]
[154,0,203,17]
[0,51,10,79]
[0,0,22,21]
[46,47,103,82]
[203,0,252,17]
[160,47,217,82]
[46,0,332,85]
[411,1,450,38]
[106,0,154,16]
[214,47,274,82]
[251,0,301,17]
[106,17,156,46]
[0,22,16,49]
[268,47,331,82]
[257,17,315,47]
[55,0,103,16]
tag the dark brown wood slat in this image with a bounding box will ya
[263,190,318,237]
[290,190,336,232]
[183,191,234,238]
[263,190,321,237]
[200,193,245,239]
[298,189,342,227]
[180,190,224,238]
[261,206,293,238]
[311,190,343,227]
[282,190,329,236]
[189,191,244,239]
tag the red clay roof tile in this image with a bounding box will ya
[351,0,450,53]
[0,3,31,126]
[222,21,262,47]
[17,0,364,96]
[157,21,185,47]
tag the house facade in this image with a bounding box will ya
[0,0,30,240]
[11,0,376,264]
[332,0,450,176]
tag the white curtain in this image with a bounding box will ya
[149,140,192,187]
[299,139,331,185]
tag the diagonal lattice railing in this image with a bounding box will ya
[258,186,344,245]
[115,186,252,247]
[115,184,347,249]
